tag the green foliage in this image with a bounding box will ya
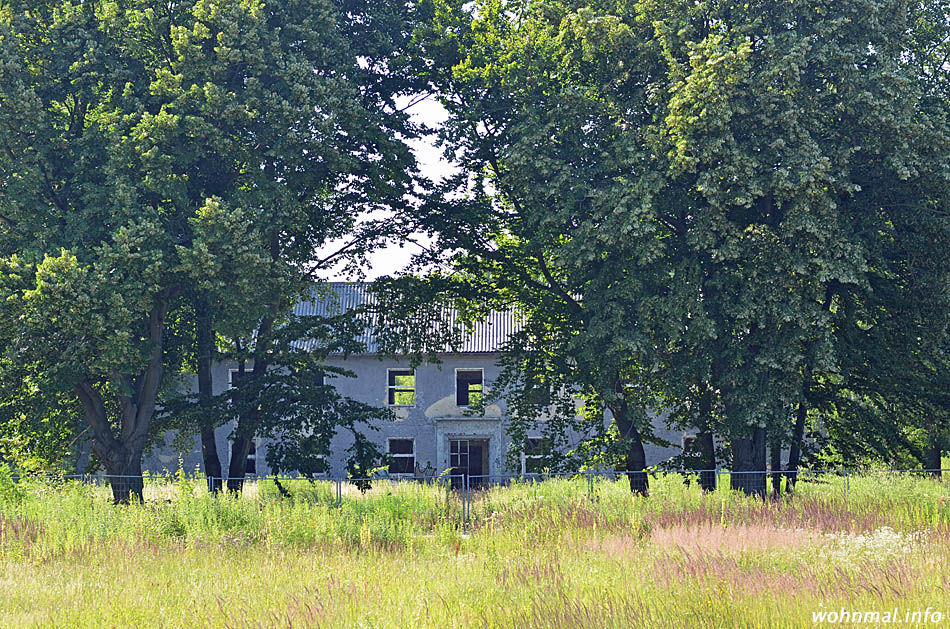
[0,464,22,504]
[0,0,426,486]
[403,0,950,476]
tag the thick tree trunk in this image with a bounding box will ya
[625,434,649,496]
[196,308,222,492]
[770,441,782,497]
[696,390,716,492]
[786,401,807,492]
[101,448,145,504]
[925,422,942,480]
[612,403,649,496]
[731,427,766,498]
[227,434,254,493]
[201,428,222,491]
[74,298,171,504]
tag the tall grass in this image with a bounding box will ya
[0,470,948,627]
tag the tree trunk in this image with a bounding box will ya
[196,307,222,492]
[926,422,942,480]
[612,403,649,496]
[227,434,254,493]
[770,441,782,497]
[697,430,716,492]
[625,433,649,496]
[201,428,222,491]
[786,401,807,492]
[731,427,766,498]
[696,390,716,492]
[73,298,172,504]
[225,306,278,493]
[101,448,145,504]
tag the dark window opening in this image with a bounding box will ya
[387,370,415,406]
[523,438,549,474]
[524,380,552,406]
[245,440,257,475]
[456,369,483,406]
[306,455,327,476]
[388,439,415,474]
[682,434,697,453]
[229,369,245,389]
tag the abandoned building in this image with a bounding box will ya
[143,283,685,480]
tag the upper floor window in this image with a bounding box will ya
[456,369,483,407]
[387,369,415,406]
[524,379,552,407]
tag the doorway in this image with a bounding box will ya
[450,438,489,488]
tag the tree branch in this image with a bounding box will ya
[537,253,585,319]
[75,380,121,452]
[129,291,174,446]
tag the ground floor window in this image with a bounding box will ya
[228,439,259,476]
[521,437,549,475]
[388,438,415,474]
[305,454,328,476]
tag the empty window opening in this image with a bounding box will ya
[229,369,246,389]
[456,369,484,406]
[523,378,552,406]
[387,369,415,405]
[307,454,327,476]
[682,434,697,453]
[388,438,415,474]
[521,438,549,475]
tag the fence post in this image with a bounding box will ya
[464,473,470,526]
[336,478,342,508]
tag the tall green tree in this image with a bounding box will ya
[414,0,950,496]
[644,0,950,492]
[408,0,676,494]
[0,0,423,501]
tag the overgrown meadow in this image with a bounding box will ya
[1,470,949,628]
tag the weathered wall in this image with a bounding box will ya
[142,354,686,478]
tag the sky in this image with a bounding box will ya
[325,96,453,281]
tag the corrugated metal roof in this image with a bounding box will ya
[293,282,518,354]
